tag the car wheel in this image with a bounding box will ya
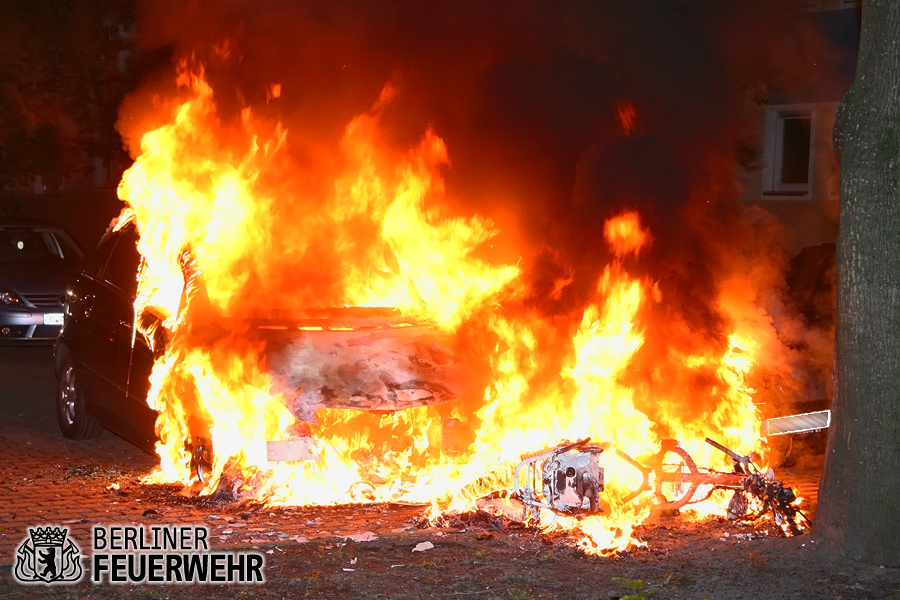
[56,354,104,440]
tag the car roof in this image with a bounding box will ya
[0,217,67,230]
[0,218,83,257]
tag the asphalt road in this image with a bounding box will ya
[0,344,60,439]
[0,343,154,456]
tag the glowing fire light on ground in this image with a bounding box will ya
[115,63,787,555]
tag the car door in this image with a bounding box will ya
[66,233,118,414]
[124,321,161,453]
[83,225,141,433]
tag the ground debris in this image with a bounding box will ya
[66,463,123,481]
[429,508,522,532]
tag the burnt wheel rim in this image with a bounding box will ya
[61,366,77,426]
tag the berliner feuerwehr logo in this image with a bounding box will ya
[13,525,83,584]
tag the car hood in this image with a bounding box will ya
[0,259,74,295]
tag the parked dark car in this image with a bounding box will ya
[53,221,160,448]
[0,219,83,341]
[54,220,470,475]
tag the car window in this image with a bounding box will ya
[0,229,67,262]
[81,234,118,279]
[102,227,141,297]
[51,231,82,262]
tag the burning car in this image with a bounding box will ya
[54,218,471,480]
[51,62,822,555]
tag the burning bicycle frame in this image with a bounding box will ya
[513,436,807,535]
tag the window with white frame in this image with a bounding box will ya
[787,0,859,12]
[763,105,814,197]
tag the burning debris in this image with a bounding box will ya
[703,438,808,536]
[515,438,607,520]
[461,435,808,543]
[615,437,808,536]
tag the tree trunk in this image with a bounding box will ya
[813,0,900,566]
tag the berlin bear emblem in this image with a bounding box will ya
[13,526,83,584]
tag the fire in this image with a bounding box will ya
[603,210,648,257]
[115,63,788,555]
[616,102,639,136]
[333,85,520,326]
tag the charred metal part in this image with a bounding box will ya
[615,448,651,504]
[510,435,806,535]
[514,438,605,523]
[703,437,753,472]
[616,439,739,512]
[723,465,806,535]
[614,437,807,534]
[617,439,746,513]
[727,486,749,519]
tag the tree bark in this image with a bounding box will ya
[813,0,900,566]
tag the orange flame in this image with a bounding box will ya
[604,210,648,257]
[616,102,638,136]
[115,64,782,554]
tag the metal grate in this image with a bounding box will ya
[0,325,29,338]
[23,293,64,309]
[31,325,62,339]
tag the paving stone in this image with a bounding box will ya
[0,421,429,563]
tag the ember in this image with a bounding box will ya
[112,59,807,555]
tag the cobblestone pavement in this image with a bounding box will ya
[0,346,432,565]
[0,344,828,596]
[0,420,434,564]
